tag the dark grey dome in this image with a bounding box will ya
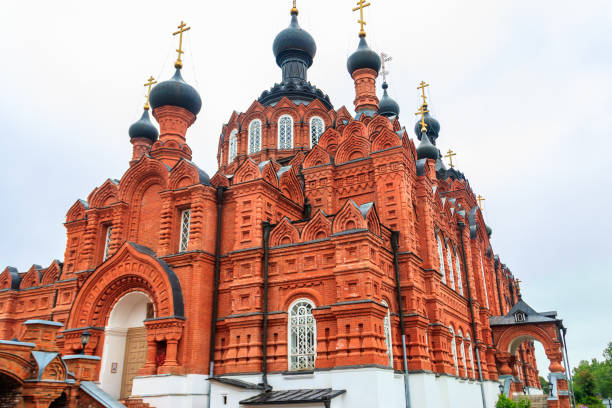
[129,109,158,142]
[416,132,439,160]
[273,11,316,68]
[347,37,381,75]
[149,68,202,116]
[414,104,440,143]
[486,224,493,237]
[378,82,400,117]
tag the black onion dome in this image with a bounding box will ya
[347,37,381,75]
[485,224,493,237]
[416,132,439,160]
[149,68,202,116]
[414,104,440,142]
[378,82,400,117]
[273,11,316,68]
[129,109,159,142]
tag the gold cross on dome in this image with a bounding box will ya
[143,76,157,110]
[417,81,429,106]
[477,195,486,210]
[173,21,191,69]
[415,104,429,133]
[444,149,456,168]
[352,0,371,38]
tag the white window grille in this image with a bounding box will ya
[179,209,191,252]
[466,334,476,378]
[446,241,455,290]
[278,115,293,149]
[458,329,467,377]
[288,299,316,371]
[479,249,490,308]
[248,120,262,154]
[309,116,324,147]
[449,325,459,376]
[228,129,238,163]
[454,246,464,295]
[514,311,526,323]
[382,300,393,367]
[103,226,112,261]
[436,233,446,284]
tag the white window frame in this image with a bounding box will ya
[466,334,475,378]
[248,119,262,154]
[454,246,464,295]
[288,298,316,371]
[436,233,446,284]
[309,116,324,148]
[382,300,393,367]
[479,249,490,308]
[278,115,294,150]
[228,129,238,163]
[449,325,459,376]
[458,329,467,377]
[179,208,191,252]
[103,225,112,261]
[446,240,455,290]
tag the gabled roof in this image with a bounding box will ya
[490,297,560,326]
[240,388,346,405]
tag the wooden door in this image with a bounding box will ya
[120,327,147,400]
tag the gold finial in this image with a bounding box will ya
[417,80,429,106]
[352,0,371,38]
[173,21,191,69]
[380,52,392,83]
[477,195,486,210]
[415,104,429,133]
[143,76,157,111]
[291,0,298,15]
[444,149,457,168]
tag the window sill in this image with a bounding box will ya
[282,370,315,379]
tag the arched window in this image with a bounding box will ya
[449,325,459,376]
[382,300,393,367]
[479,249,490,308]
[436,233,446,284]
[248,119,262,154]
[454,246,464,295]
[458,329,467,377]
[309,116,324,147]
[288,299,316,371]
[103,225,112,261]
[466,333,475,378]
[228,129,238,163]
[446,240,455,290]
[278,115,293,149]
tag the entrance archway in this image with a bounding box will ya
[0,372,22,408]
[99,291,152,400]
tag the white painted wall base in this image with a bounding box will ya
[131,374,209,408]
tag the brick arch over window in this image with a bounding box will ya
[67,242,184,329]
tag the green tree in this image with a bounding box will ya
[496,393,516,408]
[539,376,550,395]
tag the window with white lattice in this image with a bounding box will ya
[382,300,393,367]
[479,249,490,308]
[309,116,324,147]
[466,334,476,378]
[458,329,467,377]
[449,325,459,376]
[436,233,446,284]
[278,115,293,149]
[103,226,112,261]
[179,209,191,252]
[288,299,316,371]
[454,246,464,295]
[446,240,455,290]
[248,120,262,154]
[228,129,238,163]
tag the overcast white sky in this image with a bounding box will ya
[1,0,610,378]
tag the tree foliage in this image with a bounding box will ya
[539,376,550,395]
[571,341,612,407]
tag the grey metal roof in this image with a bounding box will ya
[209,376,264,390]
[80,381,125,408]
[240,388,346,405]
[490,297,560,327]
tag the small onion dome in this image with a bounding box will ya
[416,132,439,160]
[129,109,158,142]
[414,104,440,141]
[347,36,381,76]
[378,82,400,117]
[149,68,202,116]
[485,224,493,238]
[273,10,316,68]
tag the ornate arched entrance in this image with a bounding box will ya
[490,297,571,408]
[0,371,22,408]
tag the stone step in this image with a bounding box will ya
[120,398,155,408]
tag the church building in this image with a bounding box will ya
[0,2,573,408]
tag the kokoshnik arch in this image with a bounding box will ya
[0,2,572,408]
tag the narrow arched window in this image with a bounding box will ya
[288,299,316,370]
[103,225,112,261]
[449,325,459,376]
[458,329,467,377]
[454,246,464,295]
[248,119,262,154]
[479,249,490,308]
[309,116,324,147]
[446,240,455,290]
[382,300,393,367]
[228,129,238,163]
[278,115,293,149]
[436,233,446,284]
[466,333,475,378]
